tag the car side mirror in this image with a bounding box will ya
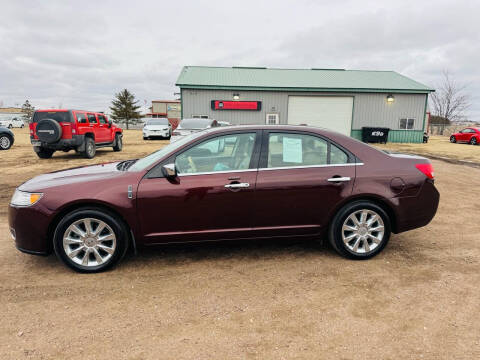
[162,163,177,178]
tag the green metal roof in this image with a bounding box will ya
[176,66,434,94]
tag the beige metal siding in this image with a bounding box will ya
[152,102,167,113]
[181,89,427,131]
[352,93,426,130]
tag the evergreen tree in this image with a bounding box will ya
[21,100,35,122]
[109,89,141,130]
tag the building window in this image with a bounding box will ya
[192,115,209,119]
[266,113,279,125]
[399,118,415,130]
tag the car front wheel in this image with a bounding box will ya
[328,201,391,259]
[470,137,478,145]
[53,208,128,273]
[450,136,456,143]
[113,134,122,152]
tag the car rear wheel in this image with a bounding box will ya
[82,137,96,158]
[53,208,128,273]
[0,135,12,150]
[113,134,122,152]
[328,201,391,259]
[35,147,54,159]
[8,124,12,129]
[450,136,456,143]
[470,137,478,145]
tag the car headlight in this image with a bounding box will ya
[10,189,43,207]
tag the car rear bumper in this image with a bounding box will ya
[31,135,84,150]
[8,204,52,255]
[394,180,440,233]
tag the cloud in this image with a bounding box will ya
[0,0,478,120]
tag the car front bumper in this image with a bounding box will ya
[143,129,170,138]
[8,203,53,255]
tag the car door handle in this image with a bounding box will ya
[225,182,250,189]
[327,177,351,182]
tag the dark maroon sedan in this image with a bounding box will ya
[9,125,439,272]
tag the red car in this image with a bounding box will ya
[9,125,440,273]
[450,127,480,145]
[30,109,123,159]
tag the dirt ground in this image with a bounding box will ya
[1,129,479,359]
[376,135,480,163]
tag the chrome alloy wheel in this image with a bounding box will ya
[0,136,11,149]
[342,209,385,254]
[63,218,116,266]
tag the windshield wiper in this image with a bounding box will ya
[116,159,138,171]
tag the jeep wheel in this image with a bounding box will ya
[8,124,13,129]
[0,135,13,150]
[113,134,122,152]
[83,137,96,159]
[35,147,54,159]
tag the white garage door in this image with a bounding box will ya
[288,96,353,136]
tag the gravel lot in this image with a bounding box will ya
[1,129,479,359]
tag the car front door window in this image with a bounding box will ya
[175,133,257,174]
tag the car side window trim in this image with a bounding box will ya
[258,163,364,171]
[258,129,356,169]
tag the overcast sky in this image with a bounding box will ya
[0,0,478,120]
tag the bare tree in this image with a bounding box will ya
[430,71,470,122]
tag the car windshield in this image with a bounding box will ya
[146,118,168,126]
[180,118,212,129]
[129,131,206,171]
[33,111,71,123]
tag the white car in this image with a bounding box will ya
[0,117,25,129]
[170,118,219,143]
[142,118,172,140]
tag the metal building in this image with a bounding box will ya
[176,66,434,143]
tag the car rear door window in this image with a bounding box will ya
[76,113,87,124]
[267,133,349,168]
[175,133,257,174]
[88,114,98,124]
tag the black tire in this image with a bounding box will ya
[0,134,13,150]
[21,124,24,128]
[328,200,391,260]
[53,208,129,273]
[450,136,456,143]
[113,134,122,152]
[8,124,12,129]
[82,137,96,158]
[35,147,54,159]
[470,137,478,145]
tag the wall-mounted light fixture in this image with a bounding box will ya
[386,94,395,103]
[233,93,240,100]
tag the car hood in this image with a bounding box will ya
[144,125,169,130]
[19,161,126,191]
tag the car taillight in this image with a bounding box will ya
[71,121,77,134]
[29,123,34,135]
[415,163,434,179]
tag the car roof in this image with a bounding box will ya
[35,109,106,114]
